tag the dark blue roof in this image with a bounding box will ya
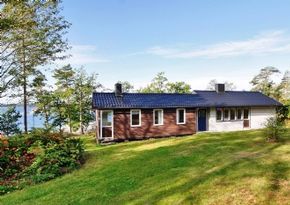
[92,91,282,109]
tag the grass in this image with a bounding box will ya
[1,129,290,205]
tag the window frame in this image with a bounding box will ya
[130,109,141,127]
[176,108,186,124]
[101,110,113,127]
[230,108,236,121]
[223,108,230,121]
[216,108,223,121]
[243,108,250,120]
[237,108,243,120]
[153,109,164,126]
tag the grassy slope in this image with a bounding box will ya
[1,129,290,205]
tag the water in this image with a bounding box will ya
[0,105,44,130]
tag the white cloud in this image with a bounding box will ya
[56,44,109,66]
[147,30,290,58]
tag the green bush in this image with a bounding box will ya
[23,138,85,183]
[264,116,286,142]
[0,133,85,195]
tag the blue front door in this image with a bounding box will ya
[198,109,207,131]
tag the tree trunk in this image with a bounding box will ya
[22,39,28,134]
[79,91,84,134]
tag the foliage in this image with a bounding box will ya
[139,72,192,93]
[0,133,85,195]
[264,116,286,142]
[1,0,70,132]
[250,67,281,98]
[1,130,290,204]
[73,68,99,134]
[0,106,21,136]
[53,65,76,133]
[206,79,237,91]
[23,137,85,183]
[117,81,134,92]
[167,82,192,93]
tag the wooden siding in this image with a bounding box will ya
[113,108,196,140]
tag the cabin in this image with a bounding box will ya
[92,83,282,142]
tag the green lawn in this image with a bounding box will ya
[1,129,290,205]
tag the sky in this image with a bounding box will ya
[54,0,290,91]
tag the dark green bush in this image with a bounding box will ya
[0,133,85,195]
[23,138,85,183]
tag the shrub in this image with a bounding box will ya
[0,133,85,195]
[264,116,286,142]
[22,137,85,183]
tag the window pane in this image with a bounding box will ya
[230,109,236,120]
[244,109,249,119]
[178,109,184,123]
[154,110,163,125]
[237,109,242,120]
[102,111,112,127]
[224,109,229,120]
[216,108,222,121]
[131,110,140,126]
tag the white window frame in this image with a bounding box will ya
[130,109,141,127]
[153,109,164,126]
[243,108,250,120]
[223,108,230,121]
[229,108,236,121]
[176,108,186,124]
[100,110,114,139]
[216,108,223,121]
[236,108,243,120]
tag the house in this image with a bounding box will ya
[92,83,282,142]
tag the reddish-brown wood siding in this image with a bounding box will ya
[113,108,196,140]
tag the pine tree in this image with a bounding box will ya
[0,106,21,136]
[1,0,70,133]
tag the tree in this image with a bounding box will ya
[53,65,75,133]
[139,72,168,93]
[206,79,237,91]
[32,71,55,131]
[0,10,16,98]
[74,68,99,134]
[279,70,290,103]
[138,72,192,93]
[0,106,21,136]
[167,82,191,93]
[117,81,134,92]
[250,67,280,97]
[1,0,70,133]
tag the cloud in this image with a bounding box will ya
[147,30,290,58]
[56,45,109,66]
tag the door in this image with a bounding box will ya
[198,109,207,131]
[100,110,113,139]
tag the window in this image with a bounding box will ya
[153,109,163,125]
[230,109,236,120]
[177,108,186,124]
[244,109,249,120]
[101,110,113,127]
[216,108,223,121]
[224,109,229,121]
[237,109,243,120]
[131,109,141,126]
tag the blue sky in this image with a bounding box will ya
[56,0,290,90]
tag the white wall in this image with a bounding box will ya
[207,107,276,132]
[250,107,276,129]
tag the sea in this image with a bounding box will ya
[0,105,44,130]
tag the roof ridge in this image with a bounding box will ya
[194,90,261,93]
[93,92,196,95]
